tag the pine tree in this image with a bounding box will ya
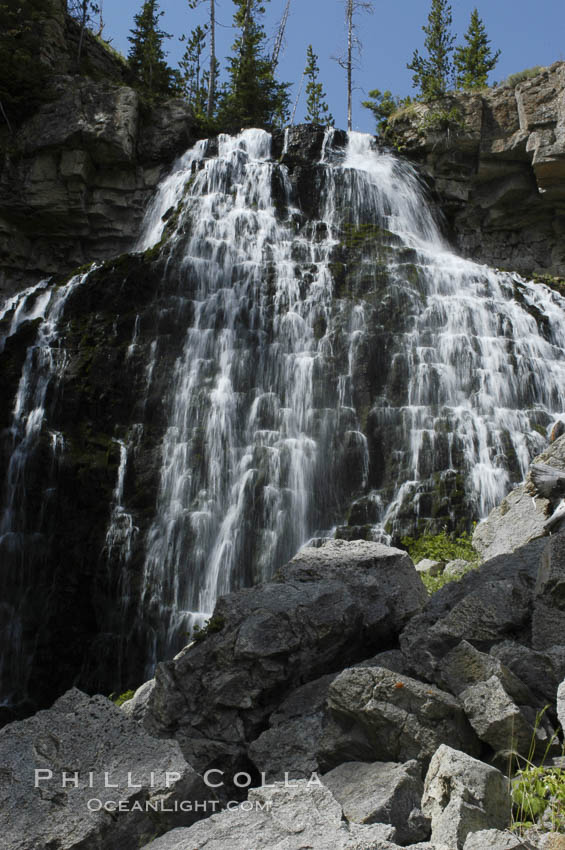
[454,8,500,90]
[179,24,208,115]
[67,0,100,67]
[219,0,289,131]
[362,89,403,135]
[188,0,217,120]
[127,0,178,100]
[407,0,456,100]
[304,45,333,126]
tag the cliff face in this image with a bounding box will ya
[3,126,565,721]
[389,62,565,279]
[0,0,193,297]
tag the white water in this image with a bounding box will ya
[0,268,95,705]
[131,129,565,666]
[3,129,565,686]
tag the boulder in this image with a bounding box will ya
[416,559,443,576]
[532,531,565,650]
[357,649,414,676]
[145,541,428,787]
[463,830,534,849]
[490,642,565,706]
[121,679,155,724]
[439,640,535,705]
[538,835,565,850]
[321,760,430,845]
[472,485,550,562]
[558,680,565,731]
[400,537,547,683]
[319,666,479,770]
[474,437,565,562]
[0,688,209,850]
[248,674,334,782]
[444,559,473,578]
[142,780,397,850]
[459,676,554,759]
[422,745,511,850]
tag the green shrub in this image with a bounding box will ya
[192,614,225,642]
[500,66,544,89]
[401,529,479,565]
[110,689,136,706]
[401,529,480,595]
[420,104,463,133]
[511,707,565,835]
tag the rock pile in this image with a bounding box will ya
[1,466,564,849]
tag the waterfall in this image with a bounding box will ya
[0,269,94,708]
[2,128,565,700]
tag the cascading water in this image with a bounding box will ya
[0,269,94,709]
[2,126,565,707]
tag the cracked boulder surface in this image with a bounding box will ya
[143,540,428,796]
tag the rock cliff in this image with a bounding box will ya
[389,62,565,279]
[0,0,193,297]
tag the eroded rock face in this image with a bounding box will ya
[0,688,210,850]
[144,541,427,789]
[390,62,565,278]
[0,70,193,297]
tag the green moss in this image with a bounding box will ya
[420,566,476,595]
[531,273,565,298]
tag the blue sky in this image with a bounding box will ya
[100,0,565,132]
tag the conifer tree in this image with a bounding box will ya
[362,89,400,134]
[179,24,208,115]
[188,0,217,120]
[454,8,500,90]
[67,0,100,67]
[127,0,178,100]
[407,0,455,100]
[219,0,289,131]
[304,45,333,126]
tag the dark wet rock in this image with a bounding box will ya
[247,674,334,782]
[490,641,565,706]
[399,537,548,684]
[532,530,565,649]
[144,541,427,792]
[318,666,480,770]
